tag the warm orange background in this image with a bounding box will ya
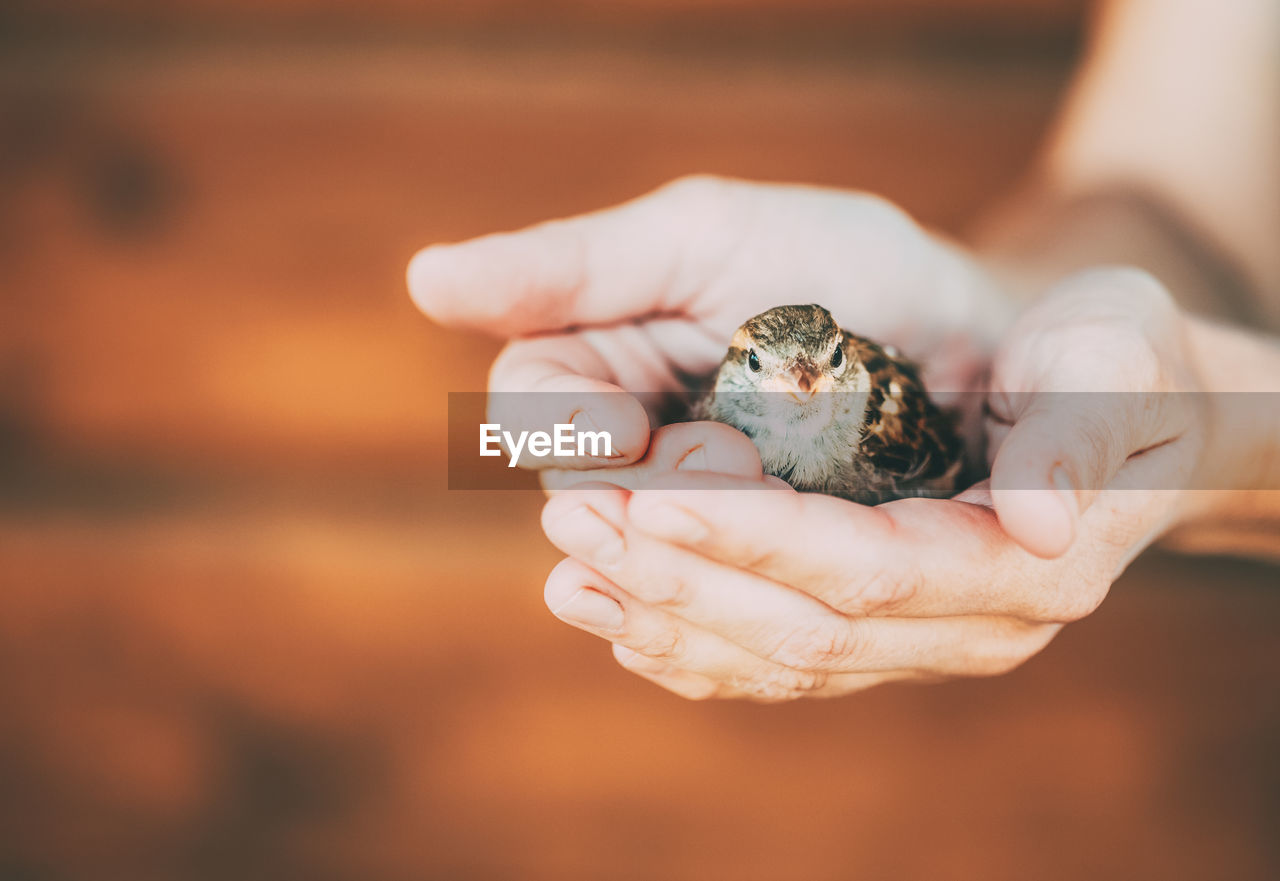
[2,2,1278,879]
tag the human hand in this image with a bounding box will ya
[408,176,1010,477]
[538,268,1208,700]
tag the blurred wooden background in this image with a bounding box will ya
[2,2,1278,880]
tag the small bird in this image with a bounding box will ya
[696,304,964,503]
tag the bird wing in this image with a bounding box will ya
[844,333,964,486]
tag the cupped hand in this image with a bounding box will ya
[538,267,1207,700]
[408,176,1010,472]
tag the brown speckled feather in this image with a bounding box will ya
[845,333,963,488]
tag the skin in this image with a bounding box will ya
[408,1,1280,701]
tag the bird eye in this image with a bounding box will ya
[830,346,843,368]
[747,350,762,373]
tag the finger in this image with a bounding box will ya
[610,646,723,700]
[988,392,1158,558]
[544,486,1061,673]
[485,347,652,468]
[486,318,729,469]
[544,557,835,697]
[489,319,726,398]
[986,268,1187,558]
[540,421,764,490]
[624,474,1089,623]
[612,644,906,702]
[407,176,741,337]
[544,484,858,665]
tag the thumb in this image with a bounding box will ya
[406,176,738,338]
[989,390,1156,558]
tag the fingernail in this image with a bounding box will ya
[1051,465,1079,519]
[571,407,599,433]
[548,586,625,631]
[630,501,708,544]
[571,408,626,461]
[676,445,709,472]
[555,505,626,568]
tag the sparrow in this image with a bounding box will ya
[695,304,964,504]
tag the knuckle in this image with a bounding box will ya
[865,196,920,237]
[1032,556,1116,624]
[1066,321,1144,363]
[990,330,1040,385]
[634,626,688,664]
[734,666,828,702]
[1011,558,1107,624]
[836,188,916,230]
[1036,270,1178,392]
[837,560,919,617]
[676,679,720,701]
[1061,266,1171,310]
[1046,584,1108,623]
[770,621,860,671]
[1055,324,1164,393]
[737,683,796,703]
[659,173,728,203]
[780,666,830,694]
[1102,267,1175,312]
[1115,333,1163,390]
[644,573,694,610]
[849,563,921,612]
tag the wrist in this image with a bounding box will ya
[1185,316,1280,489]
[1162,315,1280,556]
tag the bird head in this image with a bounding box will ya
[730,304,850,397]
[715,304,869,433]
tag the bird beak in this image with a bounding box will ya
[783,367,820,402]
